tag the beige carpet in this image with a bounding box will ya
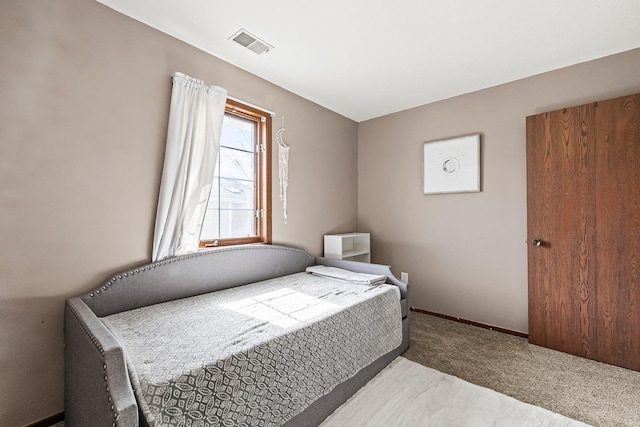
[404,312,640,427]
[321,356,588,426]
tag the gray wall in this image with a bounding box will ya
[358,48,640,334]
[0,1,357,425]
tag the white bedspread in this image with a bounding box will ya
[101,272,402,427]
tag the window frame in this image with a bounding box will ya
[199,99,272,248]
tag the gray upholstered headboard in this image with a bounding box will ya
[83,245,316,317]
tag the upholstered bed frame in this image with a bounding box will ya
[65,245,409,427]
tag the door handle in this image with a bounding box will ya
[532,239,543,247]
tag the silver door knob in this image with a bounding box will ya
[532,239,542,247]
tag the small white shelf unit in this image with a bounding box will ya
[323,232,371,263]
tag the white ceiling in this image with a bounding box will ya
[96,0,640,122]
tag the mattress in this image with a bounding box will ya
[101,271,402,427]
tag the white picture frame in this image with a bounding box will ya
[423,133,480,194]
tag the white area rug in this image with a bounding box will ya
[321,357,591,427]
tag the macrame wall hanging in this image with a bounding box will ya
[276,116,290,224]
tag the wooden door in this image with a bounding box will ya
[526,94,640,370]
[526,104,597,359]
[592,94,640,370]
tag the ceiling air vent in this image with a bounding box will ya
[229,29,273,55]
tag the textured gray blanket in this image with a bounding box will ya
[101,272,402,427]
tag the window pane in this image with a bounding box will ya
[219,209,255,238]
[221,115,254,151]
[203,174,254,241]
[200,207,219,240]
[217,178,254,210]
[218,147,254,181]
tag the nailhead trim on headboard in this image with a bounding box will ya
[86,245,314,298]
[67,302,120,423]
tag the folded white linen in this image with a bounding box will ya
[306,265,387,285]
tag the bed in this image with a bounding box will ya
[65,245,409,426]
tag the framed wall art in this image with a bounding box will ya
[423,133,480,194]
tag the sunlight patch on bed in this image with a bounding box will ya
[220,287,339,327]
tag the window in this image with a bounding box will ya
[199,99,271,248]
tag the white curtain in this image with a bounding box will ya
[152,72,227,262]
